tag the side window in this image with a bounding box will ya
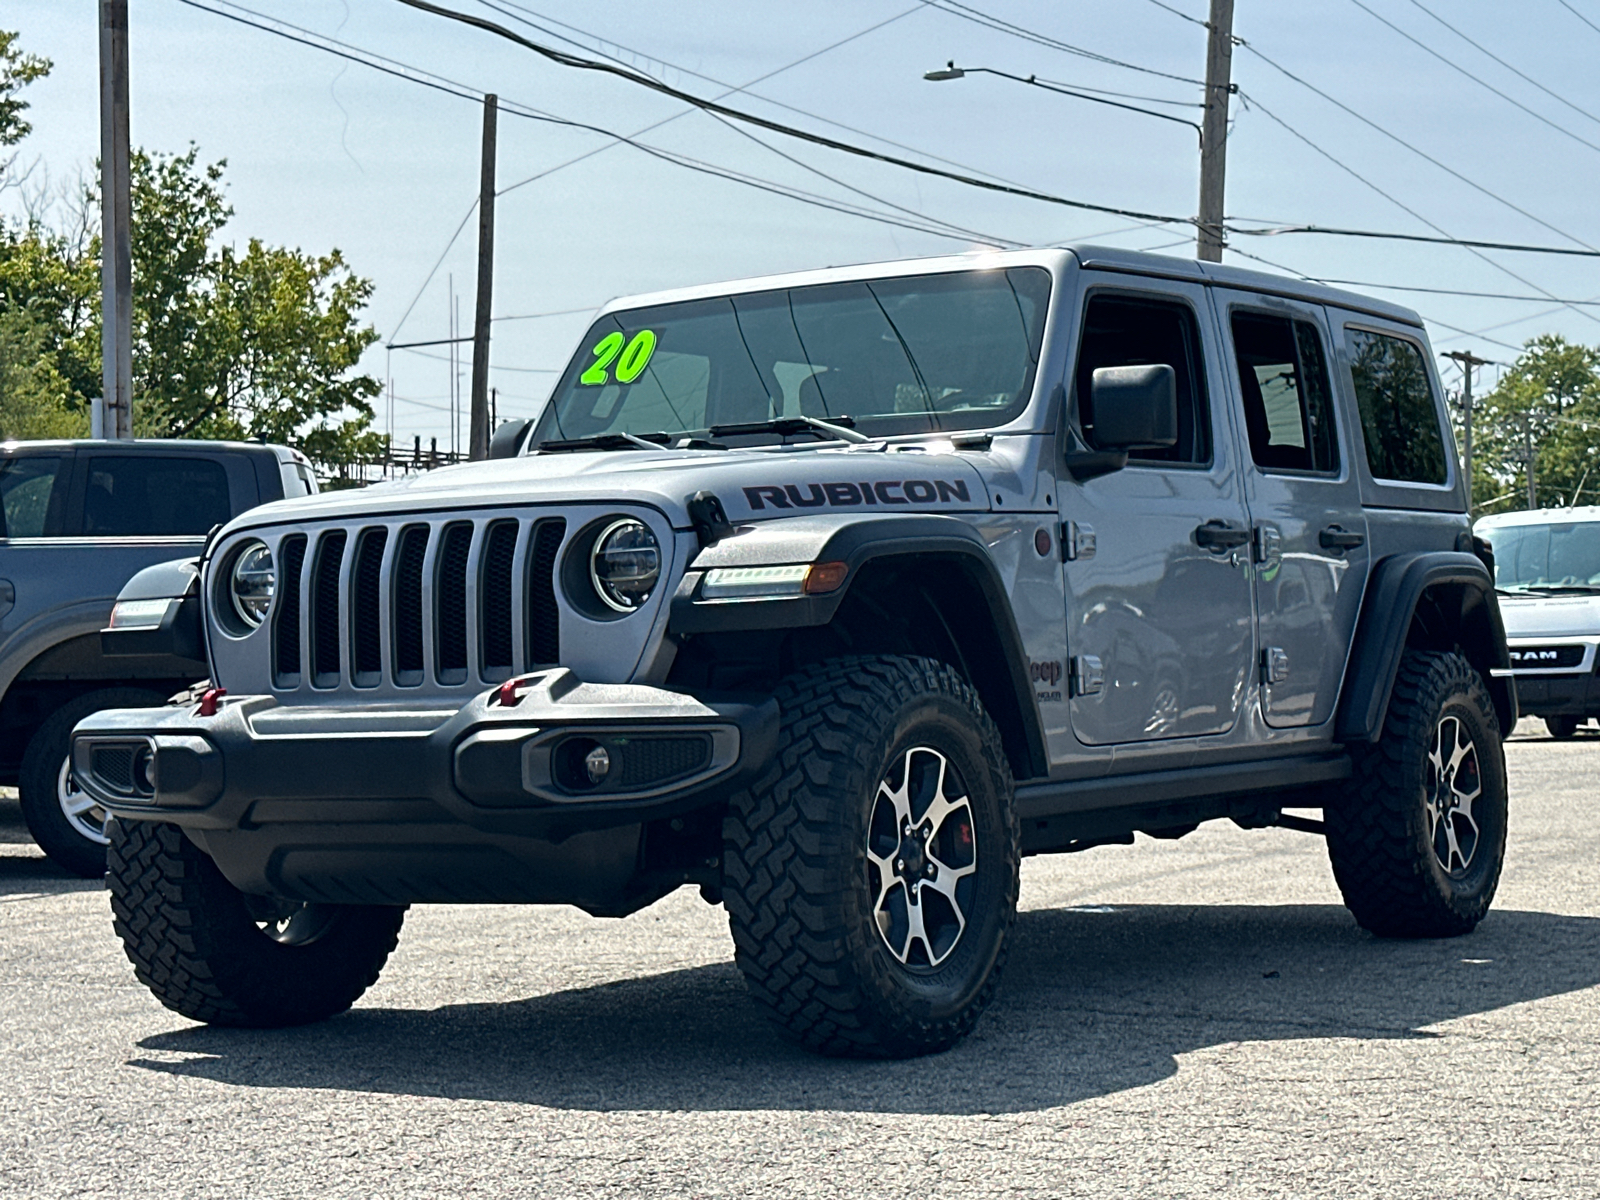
[0,456,64,538]
[83,456,232,536]
[1075,294,1210,465]
[1230,312,1339,474]
[1346,329,1448,485]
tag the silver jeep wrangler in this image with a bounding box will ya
[76,247,1515,1058]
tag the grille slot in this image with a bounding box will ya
[393,524,430,686]
[435,522,474,684]
[480,520,518,680]
[273,534,307,686]
[351,528,388,686]
[527,519,565,667]
[310,530,348,687]
[92,746,134,792]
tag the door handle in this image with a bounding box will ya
[1319,525,1365,553]
[1194,520,1250,552]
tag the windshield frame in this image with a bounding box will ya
[531,266,1054,450]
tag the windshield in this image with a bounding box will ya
[533,267,1051,446]
[1480,520,1600,589]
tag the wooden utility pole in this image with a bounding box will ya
[469,94,498,461]
[1443,349,1490,509]
[1195,0,1235,262]
[98,0,133,439]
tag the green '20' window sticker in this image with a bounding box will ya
[579,329,657,385]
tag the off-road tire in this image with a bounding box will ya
[19,687,166,878]
[723,655,1019,1058]
[1544,715,1579,740]
[1325,649,1507,939]
[107,819,405,1027]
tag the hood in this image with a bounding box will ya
[1497,591,1600,639]
[219,443,995,533]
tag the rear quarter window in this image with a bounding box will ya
[1346,328,1448,485]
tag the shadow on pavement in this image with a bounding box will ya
[130,904,1600,1114]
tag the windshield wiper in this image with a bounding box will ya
[536,431,672,453]
[1505,584,1600,594]
[707,415,871,444]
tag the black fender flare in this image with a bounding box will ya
[1335,551,1516,743]
[669,515,1049,778]
[99,556,206,662]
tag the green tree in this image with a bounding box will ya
[0,29,385,477]
[1,28,51,160]
[1472,334,1600,513]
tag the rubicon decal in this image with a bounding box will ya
[743,480,972,510]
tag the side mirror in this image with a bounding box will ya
[488,417,534,460]
[1089,364,1178,450]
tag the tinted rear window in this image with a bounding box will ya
[83,456,232,536]
[0,456,64,537]
[1347,329,1448,484]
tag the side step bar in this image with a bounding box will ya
[1014,753,1350,855]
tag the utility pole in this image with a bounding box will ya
[1195,0,1235,262]
[97,0,133,439]
[469,94,498,461]
[1521,412,1538,509]
[1443,349,1490,509]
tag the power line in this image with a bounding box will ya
[1231,89,1600,328]
[916,0,1205,85]
[1142,0,1209,29]
[1405,0,1600,129]
[1347,0,1600,157]
[936,65,1203,138]
[1311,281,1600,306]
[390,0,1195,227]
[179,0,1057,340]
[1558,0,1600,38]
[1237,40,1600,254]
[1232,222,1600,259]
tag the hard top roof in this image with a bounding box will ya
[595,245,1423,328]
[1476,505,1600,528]
[0,437,285,455]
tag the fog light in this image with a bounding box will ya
[584,745,611,783]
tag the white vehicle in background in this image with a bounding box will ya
[1475,506,1600,739]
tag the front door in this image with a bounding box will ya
[1058,279,1256,746]
[1213,292,1369,728]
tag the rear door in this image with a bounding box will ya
[1057,277,1256,745]
[1213,292,1369,728]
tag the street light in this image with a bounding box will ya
[923,62,1202,142]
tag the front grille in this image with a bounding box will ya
[1509,644,1586,670]
[270,514,567,692]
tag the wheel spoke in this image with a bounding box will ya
[919,869,970,939]
[63,791,99,818]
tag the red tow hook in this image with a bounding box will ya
[495,674,541,707]
[198,687,227,717]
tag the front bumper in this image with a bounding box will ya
[71,670,776,912]
[1507,671,1600,717]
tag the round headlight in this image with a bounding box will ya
[229,540,276,628]
[590,519,660,613]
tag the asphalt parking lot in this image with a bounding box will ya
[3,719,1597,1199]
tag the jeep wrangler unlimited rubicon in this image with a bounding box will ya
[74,247,1513,1058]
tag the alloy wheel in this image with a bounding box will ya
[56,757,109,846]
[1426,714,1482,874]
[865,746,977,968]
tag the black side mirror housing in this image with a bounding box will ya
[488,417,534,460]
[1088,364,1178,450]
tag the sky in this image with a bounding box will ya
[6,0,1600,453]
